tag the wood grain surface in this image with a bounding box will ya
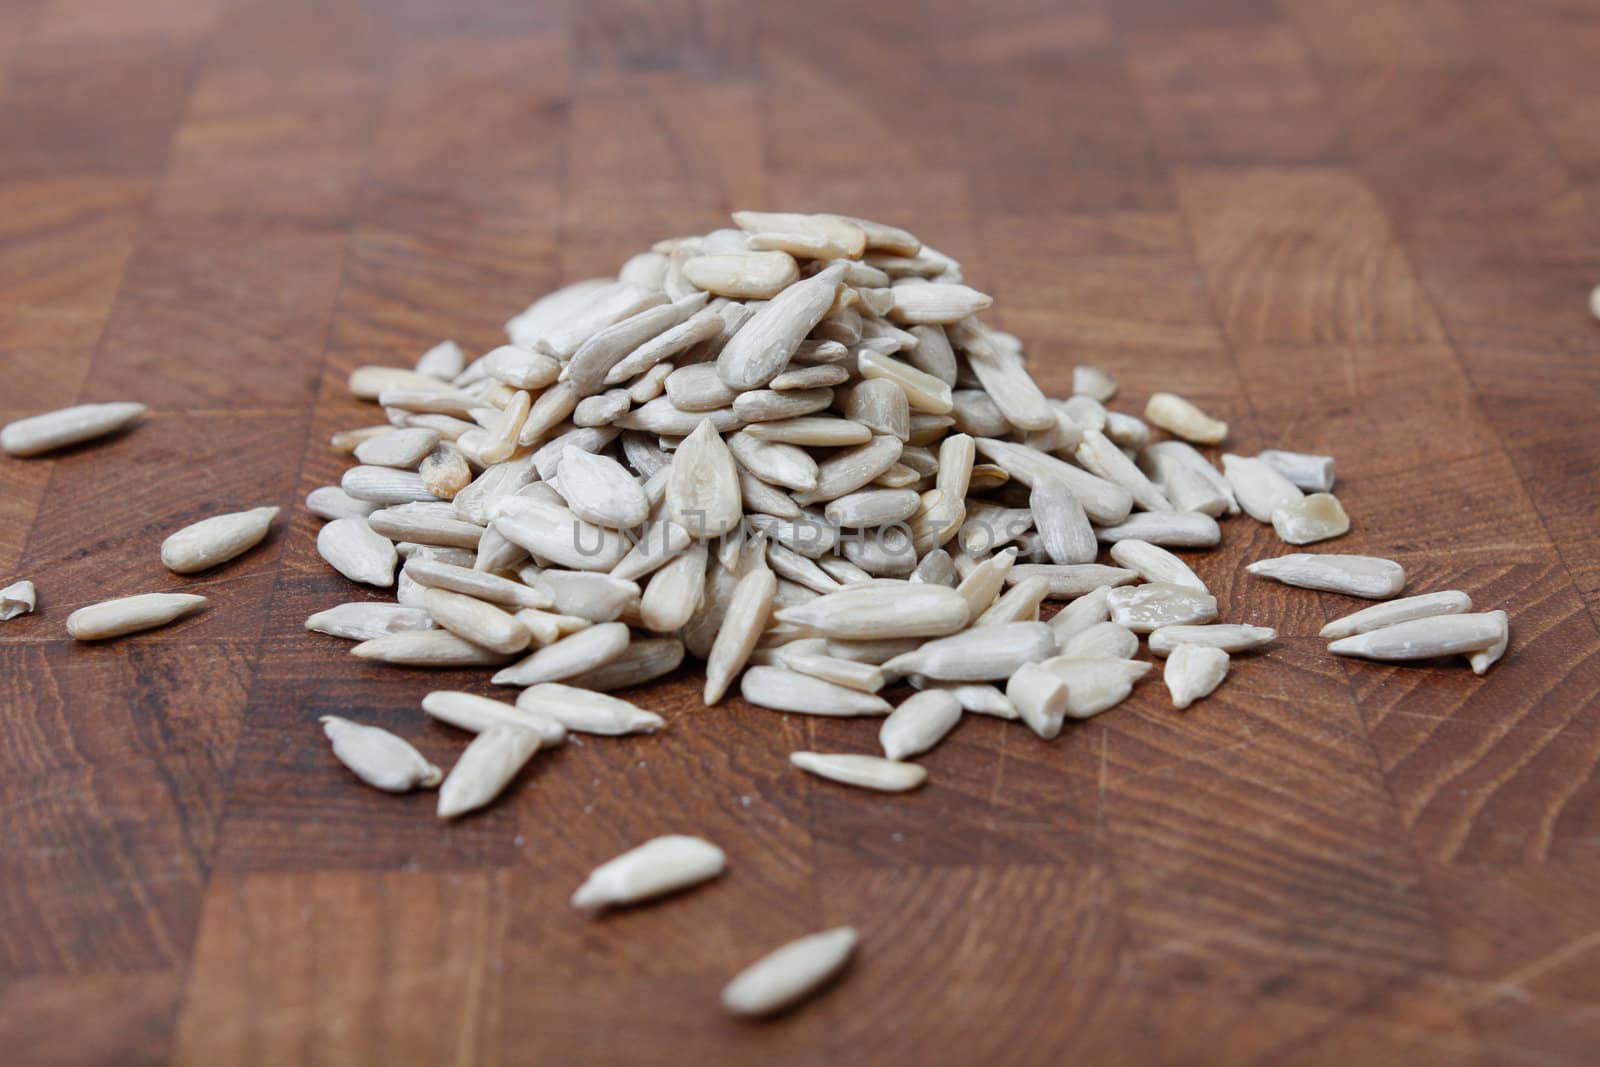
[3,0,1599,1063]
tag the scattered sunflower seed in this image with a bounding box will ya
[1319,590,1474,639]
[321,716,442,792]
[436,724,541,819]
[1247,554,1406,599]
[1148,624,1276,656]
[1164,645,1230,709]
[1,401,146,457]
[1327,612,1507,662]
[1,579,36,620]
[66,592,207,641]
[572,835,727,913]
[789,752,925,791]
[722,926,859,1018]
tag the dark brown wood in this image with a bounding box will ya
[3,0,1599,1062]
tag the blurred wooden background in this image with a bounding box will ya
[2,0,1599,1063]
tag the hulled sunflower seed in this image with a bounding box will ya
[976,574,1050,624]
[572,835,726,913]
[1144,392,1228,445]
[824,489,920,528]
[605,307,724,386]
[1141,441,1235,516]
[341,465,440,505]
[953,547,1016,618]
[1047,585,1114,644]
[641,540,708,631]
[920,681,1017,719]
[857,350,954,414]
[732,387,834,424]
[1318,590,1474,639]
[683,251,799,299]
[421,588,530,655]
[744,416,872,447]
[1247,554,1406,599]
[705,564,777,704]
[790,751,925,792]
[495,496,629,572]
[947,319,1055,431]
[1073,365,1118,402]
[770,364,850,391]
[1007,564,1138,599]
[1258,449,1335,493]
[1108,539,1207,592]
[539,284,668,362]
[741,666,892,716]
[1468,610,1509,674]
[717,264,846,390]
[306,602,434,641]
[353,427,440,468]
[492,621,631,686]
[1,401,147,456]
[1074,430,1171,512]
[880,689,962,760]
[728,432,820,492]
[974,439,1132,525]
[911,548,957,587]
[320,716,442,792]
[416,339,464,379]
[1,579,36,620]
[330,425,394,452]
[515,683,665,734]
[1029,478,1097,565]
[881,621,1056,680]
[791,435,904,506]
[160,506,279,574]
[888,282,993,325]
[1327,611,1507,662]
[1039,657,1151,719]
[778,648,885,692]
[774,583,969,639]
[1106,582,1218,632]
[573,389,632,428]
[419,442,472,499]
[843,379,911,440]
[436,723,540,819]
[722,926,859,1018]
[1222,454,1303,522]
[564,636,684,690]
[353,629,515,667]
[666,362,738,413]
[306,485,378,520]
[367,503,484,550]
[481,345,561,390]
[555,448,650,530]
[1271,493,1350,545]
[1094,511,1221,548]
[1057,621,1139,660]
[1164,644,1229,709]
[666,419,743,538]
[611,522,695,582]
[733,211,865,259]
[317,517,398,587]
[1007,662,1071,739]
[66,592,207,640]
[1148,624,1275,656]
[532,570,640,623]
[350,365,461,398]
[404,558,550,610]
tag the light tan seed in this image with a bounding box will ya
[419,442,472,499]
[976,574,1051,625]
[857,350,954,414]
[1108,539,1207,592]
[308,484,379,519]
[1,579,36,620]
[1144,392,1228,445]
[516,683,665,735]
[733,211,867,259]
[1058,621,1139,660]
[666,362,738,413]
[1164,644,1229,709]
[770,364,849,391]
[722,926,860,1018]
[717,264,847,390]
[1468,610,1509,674]
[451,456,536,525]
[1039,657,1151,719]
[1,401,148,457]
[540,283,668,362]
[1075,430,1171,512]
[1271,493,1350,545]
[377,386,479,417]
[305,602,435,641]
[740,666,892,716]
[824,489,920,528]
[745,417,873,447]
[1222,454,1303,522]
[416,338,464,379]
[641,540,708,631]
[564,636,685,690]
[844,378,911,441]
[495,496,629,572]
[947,319,1055,432]
[572,389,630,428]
[321,716,442,792]
[66,592,207,641]
[349,365,459,399]
[666,419,743,538]
[732,387,834,424]
[879,690,961,760]
[317,517,398,586]
[436,724,540,819]
[1106,582,1218,632]
[605,307,725,386]
[888,282,993,325]
[791,435,903,506]
[532,570,640,623]
[329,425,393,452]
[705,564,776,704]
[1148,624,1276,656]
[1007,662,1071,739]
[1140,441,1234,516]
[974,439,1132,525]
[341,465,440,505]
[1319,590,1474,640]
[160,506,279,574]
[1247,554,1406,599]
[728,432,819,492]
[955,548,1017,618]
[1327,611,1507,661]
[554,448,650,530]
[572,835,726,912]
[1258,449,1336,493]
[480,345,561,390]
[775,582,969,639]
[421,588,530,654]
[492,621,631,686]
[404,558,549,609]
[1073,365,1118,402]
[353,629,515,667]
[367,502,484,550]
[353,427,439,469]
[790,751,925,792]
[627,362,675,404]
[1008,564,1138,599]
[683,251,799,299]
[1030,478,1097,565]
[1094,512,1222,548]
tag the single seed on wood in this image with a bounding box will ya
[1007,662,1071,739]
[1149,623,1276,656]
[492,621,631,686]
[1,401,146,456]
[1271,493,1350,545]
[722,926,859,1018]
[741,666,892,716]
[305,602,434,641]
[790,751,925,792]
[1106,583,1218,632]
[1108,539,1207,592]
[572,835,727,913]
[1039,657,1151,719]
[317,517,398,586]
[160,506,279,574]
[879,689,962,760]
[1327,611,1507,662]
[774,583,969,639]
[1,579,36,620]
[352,630,515,667]
[1144,392,1228,445]
[1247,554,1406,599]
[66,593,206,640]
[882,621,1056,681]
[367,503,484,550]
[1258,449,1336,493]
[516,683,665,735]
[1058,621,1139,661]
[436,724,540,819]
[1164,645,1229,709]
[1094,512,1222,548]
[321,716,441,791]
[705,565,777,703]
[1319,590,1474,639]
[1222,454,1303,522]
[1007,564,1138,599]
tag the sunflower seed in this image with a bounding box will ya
[542,284,669,362]
[306,485,378,520]
[740,666,892,716]
[1007,662,1072,739]
[665,362,738,413]
[1148,623,1275,656]
[842,378,911,441]
[1106,583,1218,632]
[871,463,922,491]
[791,435,903,506]
[317,517,397,586]
[1074,430,1170,512]
[419,588,530,654]
[974,439,1132,525]
[1164,644,1229,709]
[350,365,452,398]
[722,925,859,1017]
[452,457,536,526]
[1327,611,1507,662]
[704,563,777,704]
[551,448,650,531]
[1221,454,1303,522]
[572,835,726,913]
[734,211,867,259]
[727,432,819,492]
[948,389,1011,438]
[418,442,472,500]
[1271,493,1350,545]
[352,427,437,469]
[947,319,1055,431]
[419,690,569,743]
[1467,610,1509,674]
[1140,441,1234,516]
[609,521,694,583]
[878,689,961,761]
[1047,584,1114,644]
[791,752,925,795]
[911,549,957,587]
[1319,590,1473,639]
[1,579,36,620]
[1247,554,1406,599]
[888,282,993,326]
[160,506,279,574]
[321,716,442,792]
[683,251,800,299]
[1094,511,1222,548]
[918,681,1016,719]
[641,540,708,631]
[820,489,916,529]
[664,419,743,538]
[341,466,440,505]
[436,723,540,819]
[1007,564,1138,599]
[564,636,685,690]
[532,569,640,622]
[572,389,631,429]
[1144,392,1228,445]
[330,425,392,452]
[779,649,886,693]
[1257,449,1336,492]
[717,265,846,390]
[856,350,954,415]
[65,592,207,641]
[775,582,969,639]
[1108,539,1207,592]
[415,339,464,379]
[403,558,547,609]
[492,621,630,686]
[480,345,561,390]
[305,602,434,641]
[2,401,148,457]
[1057,621,1139,660]
[881,621,1055,681]
[503,277,617,347]
[367,503,485,550]
[1029,478,1097,565]
[495,496,629,572]
[515,683,665,735]
[1072,365,1118,402]
[1039,657,1151,719]
[953,547,1017,618]
[378,386,479,417]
